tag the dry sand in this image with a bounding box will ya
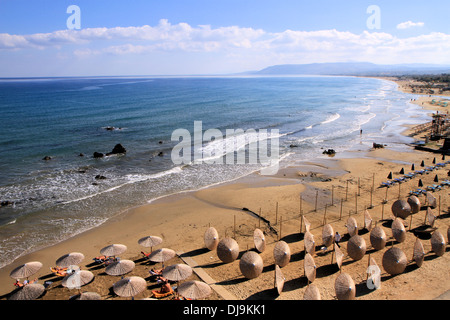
[0,78,449,302]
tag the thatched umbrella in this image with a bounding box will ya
[387,172,393,179]
[426,207,436,227]
[364,210,373,231]
[148,248,176,268]
[334,243,344,270]
[239,251,263,279]
[273,241,291,268]
[430,230,446,257]
[217,237,239,263]
[100,244,127,257]
[407,196,421,214]
[303,215,311,233]
[322,224,334,248]
[347,235,367,261]
[138,236,163,252]
[274,264,285,295]
[335,273,356,300]
[382,247,407,275]
[304,253,316,283]
[346,217,358,237]
[367,257,381,290]
[56,252,85,268]
[420,160,425,167]
[304,231,316,255]
[113,276,147,299]
[447,226,450,245]
[253,228,266,253]
[105,260,135,276]
[8,283,45,300]
[303,284,321,300]
[391,199,411,219]
[163,264,192,282]
[418,179,423,187]
[413,238,425,267]
[9,261,43,280]
[62,269,94,289]
[69,292,101,300]
[178,280,212,300]
[204,227,219,251]
[370,226,387,251]
[392,218,406,243]
[426,192,437,208]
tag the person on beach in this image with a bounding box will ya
[335,232,342,248]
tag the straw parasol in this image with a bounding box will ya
[346,217,358,237]
[426,192,437,208]
[367,257,381,290]
[105,259,135,276]
[382,247,407,275]
[392,218,406,243]
[253,228,266,253]
[162,263,193,282]
[69,292,101,300]
[303,215,311,233]
[273,241,291,267]
[148,248,176,267]
[217,237,239,264]
[407,196,421,214]
[178,280,212,300]
[62,269,95,289]
[8,283,45,300]
[204,227,219,251]
[370,226,387,251]
[426,207,436,227]
[335,273,356,300]
[304,253,316,283]
[303,284,321,300]
[9,261,43,280]
[304,231,316,255]
[334,243,344,270]
[322,224,334,248]
[364,210,373,231]
[447,226,450,245]
[113,276,147,298]
[138,236,163,252]
[347,235,367,261]
[55,252,85,268]
[430,230,446,257]
[100,244,127,257]
[391,199,411,219]
[239,251,263,279]
[274,265,285,295]
[413,238,425,267]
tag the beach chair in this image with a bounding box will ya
[415,170,425,175]
[93,255,110,264]
[380,181,393,188]
[151,288,174,298]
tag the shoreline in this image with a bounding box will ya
[1,77,449,300]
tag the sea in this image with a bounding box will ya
[0,75,430,269]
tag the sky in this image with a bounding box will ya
[0,0,449,77]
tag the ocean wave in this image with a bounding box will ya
[320,113,340,125]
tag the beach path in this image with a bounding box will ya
[177,251,238,300]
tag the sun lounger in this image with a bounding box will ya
[152,288,174,298]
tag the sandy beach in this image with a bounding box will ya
[0,77,449,302]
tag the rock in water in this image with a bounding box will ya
[107,144,126,155]
[93,152,104,158]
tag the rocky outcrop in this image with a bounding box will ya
[106,144,127,156]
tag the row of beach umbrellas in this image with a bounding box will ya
[8,233,213,300]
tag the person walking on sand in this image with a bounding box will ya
[335,232,342,248]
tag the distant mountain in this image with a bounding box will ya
[247,62,450,76]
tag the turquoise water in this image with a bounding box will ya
[0,75,428,268]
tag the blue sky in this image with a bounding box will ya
[1,0,449,76]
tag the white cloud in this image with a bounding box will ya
[1,19,450,76]
[397,21,425,29]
